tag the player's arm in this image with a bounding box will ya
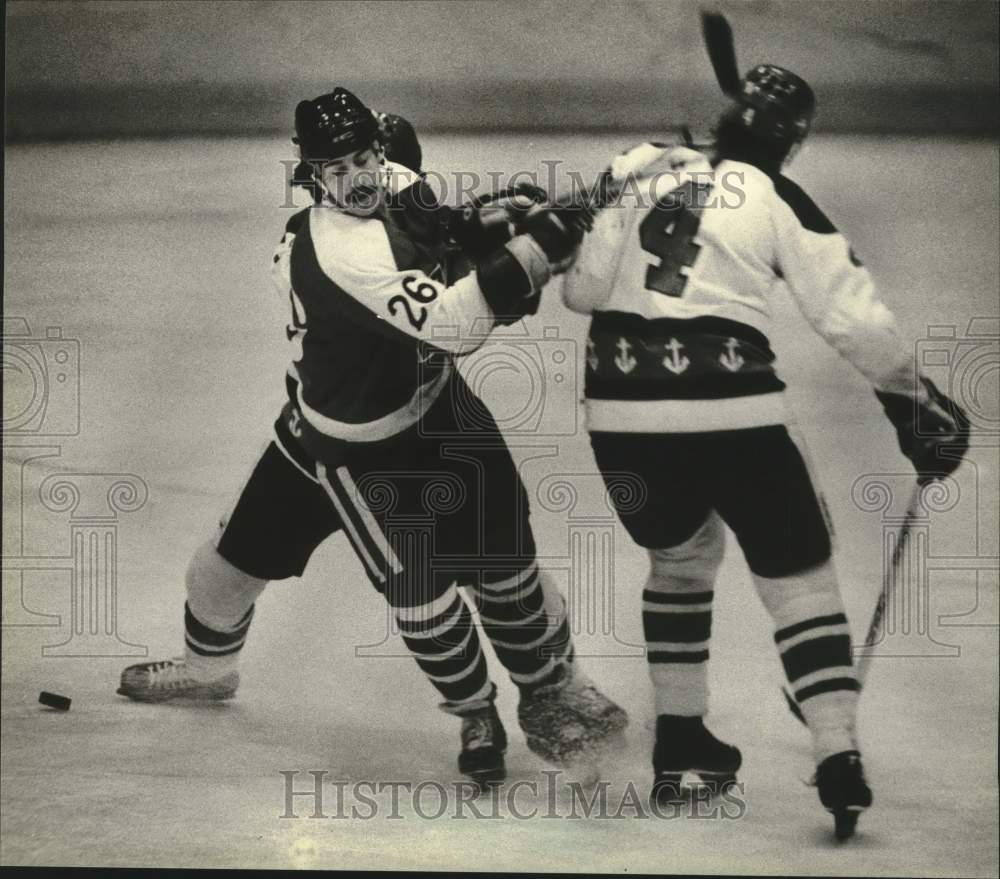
[771,178,915,392]
[271,208,310,296]
[316,207,581,353]
[561,201,630,314]
[561,142,709,314]
[772,178,969,481]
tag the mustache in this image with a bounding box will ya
[344,181,382,207]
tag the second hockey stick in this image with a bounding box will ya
[783,481,923,724]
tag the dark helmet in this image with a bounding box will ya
[377,112,422,174]
[293,87,380,161]
[736,64,815,145]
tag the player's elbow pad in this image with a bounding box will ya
[476,235,551,326]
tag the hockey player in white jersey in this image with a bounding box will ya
[118,88,627,789]
[562,65,969,838]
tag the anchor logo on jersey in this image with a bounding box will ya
[719,337,745,372]
[662,338,690,375]
[614,337,637,374]
[586,337,599,371]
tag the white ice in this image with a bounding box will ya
[2,134,998,874]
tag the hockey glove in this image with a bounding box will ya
[448,184,548,259]
[517,203,585,272]
[875,376,970,484]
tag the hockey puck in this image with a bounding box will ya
[39,691,71,711]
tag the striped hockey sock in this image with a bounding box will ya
[644,515,725,717]
[643,586,713,717]
[184,601,254,678]
[474,563,572,690]
[396,585,494,710]
[754,563,860,762]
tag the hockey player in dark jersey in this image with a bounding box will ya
[563,66,969,837]
[118,88,628,789]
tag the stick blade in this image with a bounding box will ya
[700,9,742,97]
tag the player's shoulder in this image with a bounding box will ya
[771,175,837,234]
[609,142,711,181]
[308,205,395,278]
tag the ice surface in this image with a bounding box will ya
[2,134,998,874]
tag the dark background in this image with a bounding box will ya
[6,0,999,140]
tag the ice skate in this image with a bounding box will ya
[517,663,628,771]
[455,701,508,792]
[117,658,239,703]
[650,714,742,806]
[815,750,872,841]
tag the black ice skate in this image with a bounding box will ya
[517,663,628,769]
[651,714,742,806]
[816,750,873,841]
[455,701,508,792]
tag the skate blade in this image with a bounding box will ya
[465,767,506,794]
[651,773,688,807]
[116,686,238,703]
[695,770,739,795]
[831,806,864,841]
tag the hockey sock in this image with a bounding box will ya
[395,584,494,710]
[644,514,725,717]
[184,602,254,679]
[184,541,267,678]
[752,561,860,763]
[473,563,572,690]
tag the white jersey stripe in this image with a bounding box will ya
[336,466,403,576]
[317,463,383,583]
[586,393,787,433]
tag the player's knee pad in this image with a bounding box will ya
[750,559,845,630]
[186,540,268,631]
[647,512,725,593]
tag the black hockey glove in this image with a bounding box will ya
[875,376,970,484]
[517,203,586,270]
[447,184,548,259]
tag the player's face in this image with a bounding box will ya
[319,145,386,216]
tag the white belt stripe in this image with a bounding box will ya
[586,393,786,433]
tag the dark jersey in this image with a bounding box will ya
[271,162,496,442]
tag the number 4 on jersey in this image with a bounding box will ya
[639,180,711,297]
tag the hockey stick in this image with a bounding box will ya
[782,481,923,725]
[551,10,738,232]
[700,10,742,98]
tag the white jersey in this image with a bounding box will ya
[563,143,920,432]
